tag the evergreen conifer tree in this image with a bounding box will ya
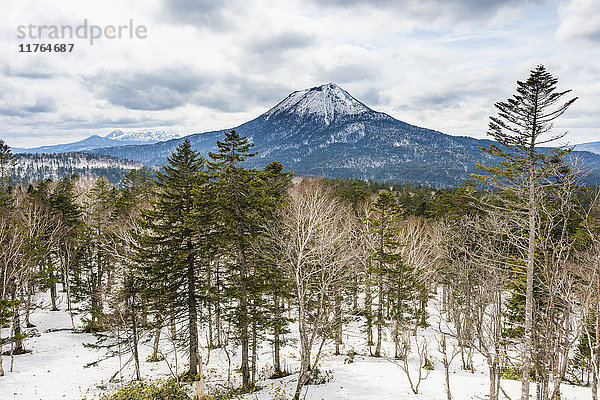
[208,130,290,387]
[474,65,577,400]
[368,191,404,357]
[136,139,207,377]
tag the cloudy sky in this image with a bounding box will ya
[2,0,599,148]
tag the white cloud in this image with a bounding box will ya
[556,0,600,42]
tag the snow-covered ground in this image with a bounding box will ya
[0,292,590,400]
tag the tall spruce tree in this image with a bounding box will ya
[136,139,207,377]
[0,140,20,376]
[251,161,293,377]
[50,175,83,325]
[0,140,14,211]
[208,129,277,387]
[368,191,404,357]
[474,65,577,400]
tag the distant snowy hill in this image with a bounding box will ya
[12,153,143,184]
[575,141,600,155]
[13,130,181,154]
[105,129,180,143]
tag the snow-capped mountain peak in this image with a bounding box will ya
[263,83,372,125]
[105,130,180,143]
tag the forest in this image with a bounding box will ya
[1,66,600,400]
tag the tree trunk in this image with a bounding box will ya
[151,323,161,361]
[251,319,257,385]
[293,327,311,400]
[375,275,383,357]
[335,294,342,355]
[240,260,250,387]
[208,302,213,349]
[488,354,499,400]
[365,273,373,346]
[215,264,223,347]
[64,265,76,330]
[442,334,452,400]
[521,94,538,400]
[131,295,141,381]
[0,324,4,376]
[196,351,205,400]
[273,294,281,374]
[594,297,600,400]
[25,284,34,327]
[393,319,400,359]
[12,295,24,354]
[593,365,598,400]
[187,253,199,376]
[293,289,311,400]
[50,272,58,311]
[352,274,358,311]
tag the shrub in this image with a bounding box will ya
[99,380,191,400]
[501,364,523,381]
[307,365,333,385]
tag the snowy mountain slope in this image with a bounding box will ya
[92,83,600,187]
[264,83,372,124]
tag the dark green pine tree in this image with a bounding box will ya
[368,191,405,357]
[251,161,293,377]
[48,175,83,315]
[0,141,20,376]
[0,140,15,211]
[136,139,207,377]
[208,129,271,387]
[115,167,153,217]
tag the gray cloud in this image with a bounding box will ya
[0,97,56,117]
[358,88,389,108]
[3,68,54,80]
[310,0,545,23]
[88,67,293,114]
[320,63,375,84]
[250,32,315,54]
[191,74,292,113]
[160,0,239,29]
[88,70,209,111]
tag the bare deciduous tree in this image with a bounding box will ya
[272,178,356,400]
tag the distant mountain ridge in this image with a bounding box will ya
[575,141,600,155]
[10,83,600,187]
[90,83,600,187]
[105,129,180,143]
[13,129,180,154]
